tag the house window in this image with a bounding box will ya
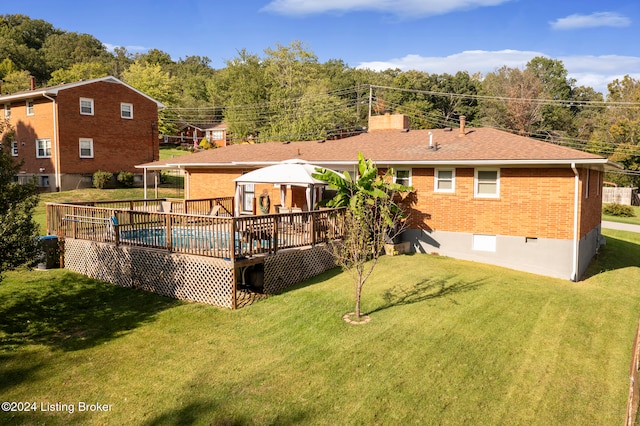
[394,169,411,186]
[4,104,10,118]
[121,103,133,119]
[80,98,94,115]
[211,130,224,140]
[36,138,51,158]
[434,168,455,192]
[473,234,496,252]
[79,138,94,158]
[40,175,50,188]
[26,99,34,115]
[475,169,500,198]
[11,140,18,156]
[242,183,255,213]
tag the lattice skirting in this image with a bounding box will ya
[64,239,234,308]
[263,245,336,294]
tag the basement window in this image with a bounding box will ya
[472,235,496,252]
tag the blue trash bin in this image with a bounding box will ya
[38,235,59,269]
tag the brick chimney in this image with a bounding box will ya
[368,113,410,131]
[459,115,466,137]
[30,75,35,90]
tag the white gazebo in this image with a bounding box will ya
[233,159,334,216]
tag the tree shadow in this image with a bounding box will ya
[582,235,640,279]
[0,271,179,353]
[370,275,486,314]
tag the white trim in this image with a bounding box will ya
[394,169,411,187]
[474,168,500,198]
[26,99,34,115]
[120,102,133,119]
[434,168,455,193]
[79,138,94,158]
[80,97,94,115]
[36,138,52,158]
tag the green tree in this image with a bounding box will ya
[122,61,179,135]
[0,118,40,281]
[48,61,110,85]
[313,153,412,321]
[1,70,31,92]
[41,31,110,72]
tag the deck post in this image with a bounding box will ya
[310,211,316,247]
[165,213,172,252]
[272,216,278,254]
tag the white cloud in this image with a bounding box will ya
[356,50,640,93]
[550,12,631,30]
[261,0,511,18]
[103,43,147,53]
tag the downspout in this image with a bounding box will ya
[42,93,61,191]
[143,167,148,199]
[571,163,579,281]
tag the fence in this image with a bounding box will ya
[603,187,640,206]
[46,200,346,260]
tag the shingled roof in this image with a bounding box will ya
[139,125,615,170]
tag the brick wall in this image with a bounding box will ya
[407,167,581,240]
[56,81,159,174]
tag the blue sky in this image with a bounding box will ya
[5,0,640,93]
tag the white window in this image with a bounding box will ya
[394,169,411,187]
[36,138,51,158]
[4,104,10,118]
[210,130,224,140]
[120,103,133,119]
[473,234,496,252]
[475,169,500,198]
[26,99,34,115]
[79,138,94,158]
[242,183,255,212]
[80,98,94,115]
[11,140,18,156]
[434,168,455,193]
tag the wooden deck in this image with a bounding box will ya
[46,197,346,261]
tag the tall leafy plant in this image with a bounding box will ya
[313,153,412,322]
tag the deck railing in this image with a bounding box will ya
[46,200,345,260]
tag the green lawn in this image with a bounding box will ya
[159,145,194,160]
[1,228,639,425]
[603,205,640,226]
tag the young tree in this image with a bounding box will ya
[0,118,40,281]
[313,153,412,322]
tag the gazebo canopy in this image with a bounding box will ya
[233,159,327,187]
[233,159,336,215]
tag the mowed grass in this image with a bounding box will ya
[1,229,639,425]
[603,205,640,226]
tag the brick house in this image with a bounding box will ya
[1,76,163,191]
[170,122,228,148]
[138,114,619,280]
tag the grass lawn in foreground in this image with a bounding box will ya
[1,229,639,425]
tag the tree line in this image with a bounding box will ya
[2,14,639,186]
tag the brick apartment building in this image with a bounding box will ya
[1,76,164,191]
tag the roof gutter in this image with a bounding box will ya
[42,93,61,191]
[571,162,580,282]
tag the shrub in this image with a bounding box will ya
[117,170,134,187]
[602,203,635,217]
[93,170,113,189]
